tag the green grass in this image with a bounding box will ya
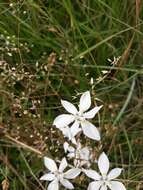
[0,0,143,189]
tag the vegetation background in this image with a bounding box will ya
[0,0,143,189]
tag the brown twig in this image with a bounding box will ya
[5,134,43,156]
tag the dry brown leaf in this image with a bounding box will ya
[2,179,9,190]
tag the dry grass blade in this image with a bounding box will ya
[135,0,141,26]
[5,134,43,156]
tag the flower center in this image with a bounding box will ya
[100,175,109,186]
[75,112,85,122]
[54,171,63,180]
[101,176,107,181]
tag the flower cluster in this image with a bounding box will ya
[40,91,126,190]
[53,91,102,143]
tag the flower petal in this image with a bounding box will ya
[98,152,109,176]
[61,127,77,144]
[61,100,77,114]
[67,152,75,158]
[62,122,81,144]
[108,168,123,180]
[53,114,75,128]
[79,91,91,112]
[48,180,59,190]
[81,121,101,141]
[71,137,77,145]
[100,185,107,190]
[68,146,75,153]
[59,157,68,172]
[70,121,81,137]
[83,105,103,119]
[63,142,75,153]
[63,142,69,153]
[44,157,57,172]
[40,173,55,181]
[64,168,81,179]
[87,181,102,190]
[83,169,101,180]
[60,178,74,189]
[110,181,126,190]
[61,126,71,137]
[80,147,90,160]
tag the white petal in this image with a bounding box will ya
[53,114,75,128]
[83,105,103,119]
[71,137,77,145]
[64,168,81,179]
[98,152,109,175]
[61,126,71,137]
[71,121,81,137]
[67,152,75,158]
[62,130,77,145]
[62,123,81,144]
[63,142,75,153]
[100,185,107,190]
[83,169,101,180]
[76,141,81,149]
[48,180,59,190]
[81,121,101,141]
[40,173,55,181]
[59,157,68,172]
[110,181,126,190]
[60,178,74,189]
[61,100,78,114]
[80,147,90,160]
[63,142,69,153]
[73,159,79,167]
[87,181,102,190]
[67,146,75,153]
[79,91,91,112]
[44,157,57,172]
[108,168,123,180]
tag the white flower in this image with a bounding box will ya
[40,157,81,190]
[60,124,82,145]
[53,91,102,141]
[83,152,126,190]
[64,142,92,167]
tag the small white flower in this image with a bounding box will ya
[53,91,102,141]
[40,157,81,190]
[83,152,126,190]
[60,124,82,144]
[64,142,92,167]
